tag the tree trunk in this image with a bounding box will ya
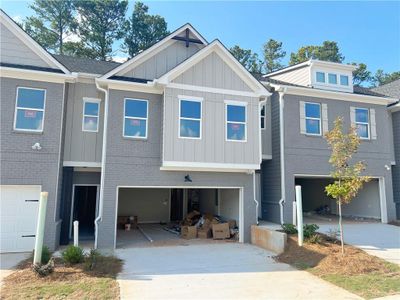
[338,199,345,256]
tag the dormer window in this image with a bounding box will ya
[316,72,325,83]
[328,73,337,84]
[340,75,349,86]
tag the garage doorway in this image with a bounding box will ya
[115,187,243,248]
[70,185,99,240]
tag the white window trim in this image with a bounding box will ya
[123,98,149,139]
[178,95,203,140]
[261,103,266,130]
[225,100,247,142]
[355,107,370,140]
[82,98,101,133]
[13,86,46,133]
[305,102,322,136]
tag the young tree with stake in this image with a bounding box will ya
[325,117,370,255]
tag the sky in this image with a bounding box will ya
[1,1,399,75]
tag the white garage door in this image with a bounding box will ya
[0,185,40,253]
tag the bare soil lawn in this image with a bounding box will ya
[1,255,123,300]
[276,234,400,299]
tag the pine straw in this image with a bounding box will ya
[1,256,123,300]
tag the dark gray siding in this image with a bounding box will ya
[0,78,65,250]
[392,111,400,218]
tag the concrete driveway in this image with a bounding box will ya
[0,252,30,285]
[116,243,360,300]
[314,221,400,265]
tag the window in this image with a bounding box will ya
[355,108,369,139]
[14,87,46,132]
[226,102,247,141]
[82,99,100,132]
[305,102,321,135]
[328,73,337,84]
[179,98,202,139]
[340,75,349,86]
[316,72,325,83]
[123,99,148,139]
[260,104,266,129]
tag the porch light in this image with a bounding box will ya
[184,174,192,182]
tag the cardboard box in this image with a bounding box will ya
[198,227,212,239]
[181,226,197,239]
[228,220,236,229]
[212,223,230,239]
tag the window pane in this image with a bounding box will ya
[261,106,265,117]
[227,123,245,140]
[306,119,320,134]
[180,119,200,138]
[181,100,201,119]
[83,116,98,131]
[124,118,146,137]
[227,105,245,122]
[305,103,320,118]
[316,72,325,83]
[328,73,337,84]
[340,75,349,86]
[355,109,368,123]
[15,109,44,130]
[125,99,147,118]
[84,102,99,116]
[17,88,45,109]
[261,117,265,129]
[357,124,369,138]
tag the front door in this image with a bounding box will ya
[72,186,97,239]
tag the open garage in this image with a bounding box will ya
[295,177,383,221]
[115,187,243,248]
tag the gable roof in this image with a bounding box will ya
[0,9,70,74]
[157,39,270,97]
[53,54,121,74]
[372,79,400,99]
[101,23,208,80]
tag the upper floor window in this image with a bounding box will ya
[179,98,202,139]
[260,104,266,130]
[328,73,337,84]
[82,98,100,132]
[305,102,321,135]
[316,72,325,83]
[340,75,349,86]
[124,98,148,139]
[14,87,46,132]
[355,108,369,139]
[226,101,247,141]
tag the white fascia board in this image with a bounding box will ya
[310,59,358,72]
[95,78,163,94]
[0,11,70,74]
[101,24,208,79]
[388,102,400,112]
[0,66,76,83]
[268,83,397,105]
[157,40,271,97]
[161,161,260,173]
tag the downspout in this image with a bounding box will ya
[253,171,259,224]
[278,87,287,225]
[94,80,109,249]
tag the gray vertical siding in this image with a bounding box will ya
[0,77,65,250]
[392,111,400,218]
[163,87,260,165]
[63,82,104,163]
[173,52,252,92]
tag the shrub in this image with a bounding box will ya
[32,246,51,264]
[84,249,100,271]
[281,223,298,234]
[306,233,322,244]
[62,245,84,264]
[303,224,319,239]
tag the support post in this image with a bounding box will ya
[73,221,79,247]
[33,192,48,265]
[295,185,303,246]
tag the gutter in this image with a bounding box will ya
[94,80,109,249]
[278,87,287,225]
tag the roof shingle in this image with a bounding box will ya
[53,54,121,74]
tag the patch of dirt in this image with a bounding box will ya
[389,220,400,227]
[276,234,398,275]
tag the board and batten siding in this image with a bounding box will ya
[63,82,104,163]
[173,52,253,92]
[163,87,260,166]
[117,41,204,80]
[0,23,51,68]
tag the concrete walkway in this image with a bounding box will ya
[0,252,30,285]
[315,222,400,265]
[116,243,361,300]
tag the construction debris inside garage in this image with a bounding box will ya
[116,188,240,248]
